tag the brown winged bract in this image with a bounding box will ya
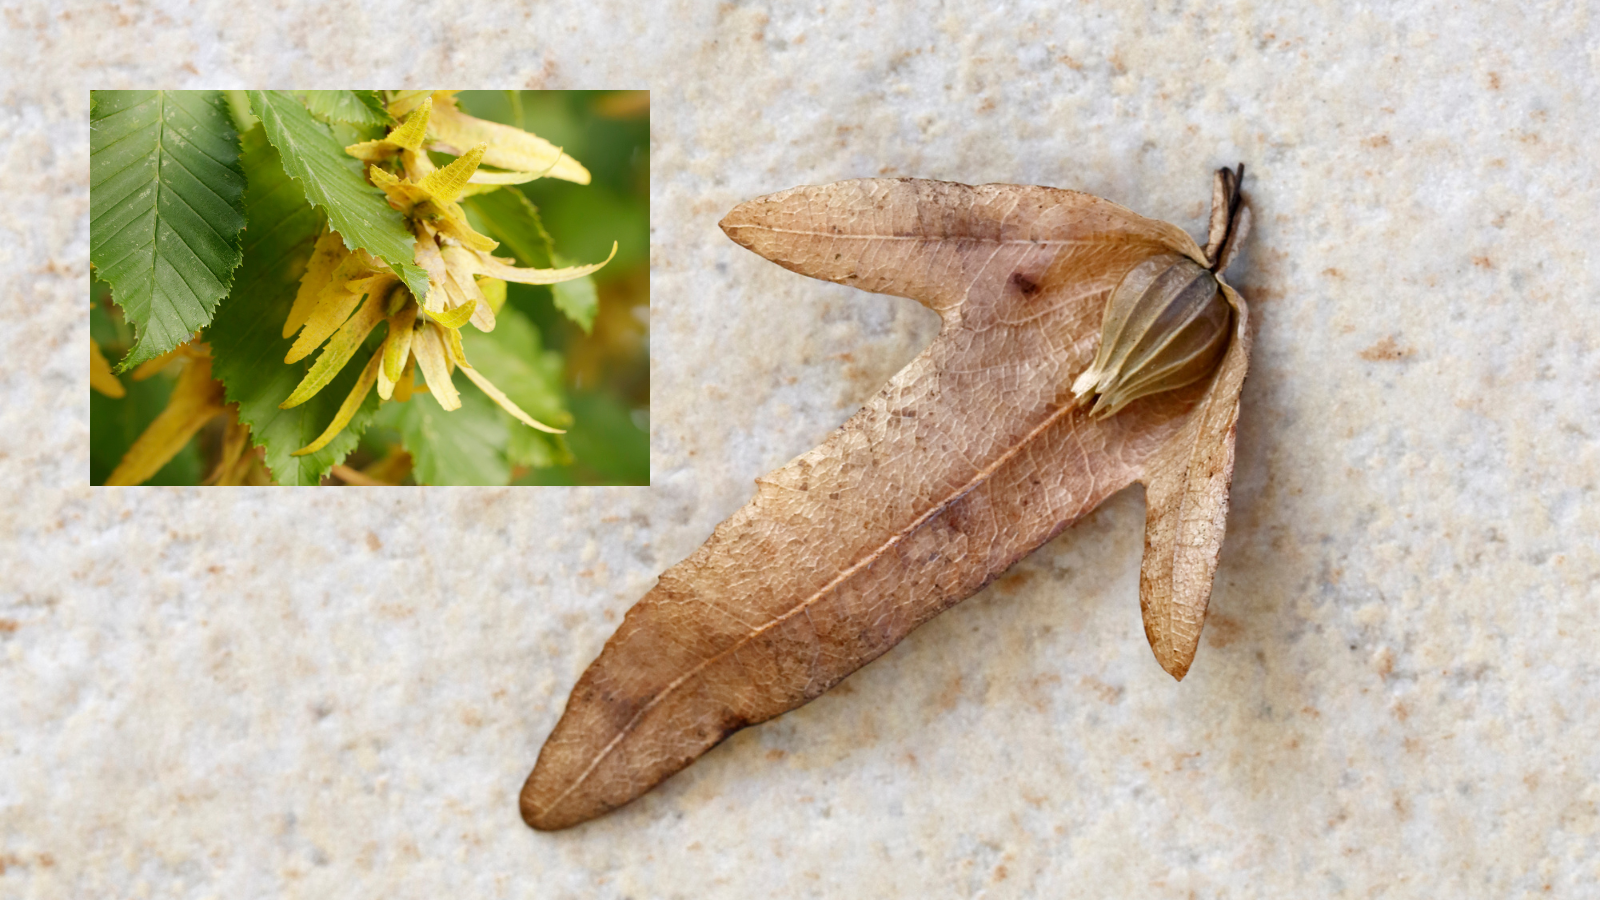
[522,168,1253,830]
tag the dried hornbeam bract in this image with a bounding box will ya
[522,168,1253,830]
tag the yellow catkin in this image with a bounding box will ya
[292,351,383,457]
[411,323,460,410]
[105,356,226,485]
[285,230,348,339]
[280,292,389,409]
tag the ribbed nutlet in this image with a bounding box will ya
[1070,254,1233,418]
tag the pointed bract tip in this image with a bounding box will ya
[1152,637,1198,681]
[717,202,760,247]
[519,787,545,830]
[520,779,578,831]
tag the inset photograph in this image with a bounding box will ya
[90,89,649,485]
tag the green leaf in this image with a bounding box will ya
[517,391,649,486]
[208,126,379,485]
[298,90,392,127]
[223,90,257,133]
[90,90,247,370]
[329,119,386,149]
[549,253,599,332]
[90,281,125,344]
[464,187,600,329]
[247,90,430,304]
[567,392,650,485]
[508,428,572,470]
[459,306,571,430]
[392,385,510,486]
[463,189,555,268]
[464,188,602,329]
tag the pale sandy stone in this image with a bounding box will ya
[2,1,1597,897]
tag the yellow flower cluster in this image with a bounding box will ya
[281,92,616,456]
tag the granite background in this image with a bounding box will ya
[3,0,1598,896]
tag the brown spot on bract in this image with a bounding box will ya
[1363,134,1391,148]
[1009,271,1039,297]
[1488,71,1502,90]
[366,531,382,551]
[0,619,17,634]
[766,748,786,761]
[1473,255,1494,269]
[1360,335,1414,361]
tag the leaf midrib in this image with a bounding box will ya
[116,91,171,324]
[727,223,1121,249]
[535,382,1089,817]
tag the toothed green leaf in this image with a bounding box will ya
[248,90,430,305]
[298,90,393,127]
[208,125,379,485]
[549,254,599,333]
[389,385,511,486]
[90,90,247,370]
[463,188,555,268]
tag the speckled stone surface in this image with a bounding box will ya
[4,2,1598,897]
